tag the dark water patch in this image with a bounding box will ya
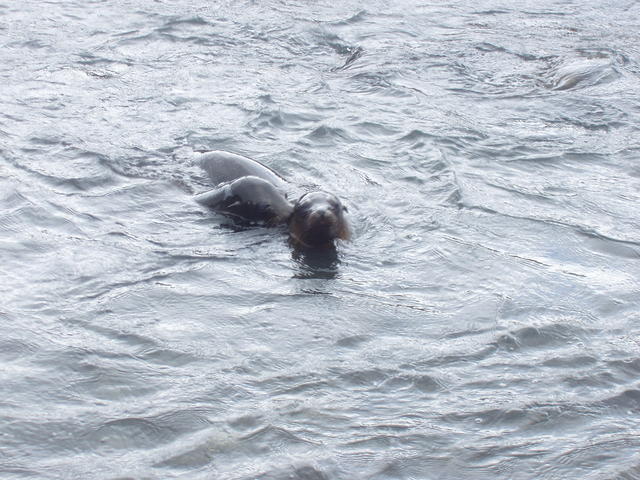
[159,15,212,31]
[75,52,133,69]
[291,246,341,279]
[347,71,398,95]
[154,442,214,469]
[335,334,372,348]
[442,325,496,340]
[227,414,263,433]
[388,374,447,394]
[331,45,364,72]
[472,9,511,16]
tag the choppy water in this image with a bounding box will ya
[2,1,640,479]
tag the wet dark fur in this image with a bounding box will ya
[288,192,350,248]
[195,176,292,225]
[196,151,350,247]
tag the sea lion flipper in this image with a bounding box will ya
[194,186,228,207]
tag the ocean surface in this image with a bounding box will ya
[2,1,640,479]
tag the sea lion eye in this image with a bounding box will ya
[342,205,348,212]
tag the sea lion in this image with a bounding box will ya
[199,151,287,192]
[289,191,350,248]
[195,151,350,247]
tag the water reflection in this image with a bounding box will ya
[290,242,340,279]
[208,208,343,279]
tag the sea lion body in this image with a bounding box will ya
[195,175,293,225]
[195,151,350,247]
[199,151,287,192]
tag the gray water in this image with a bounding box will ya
[2,1,640,479]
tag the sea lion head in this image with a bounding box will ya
[288,191,350,248]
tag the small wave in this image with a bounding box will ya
[9,147,116,193]
[239,424,319,454]
[136,347,203,367]
[160,15,211,29]
[494,323,589,352]
[599,389,640,410]
[0,337,39,362]
[546,59,621,91]
[605,358,640,380]
[70,367,158,401]
[325,10,368,26]
[395,129,438,145]
[247,109,322,136]
[300,125,355,146]
[155,445,213,469]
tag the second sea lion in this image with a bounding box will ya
[195,151,350,248]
